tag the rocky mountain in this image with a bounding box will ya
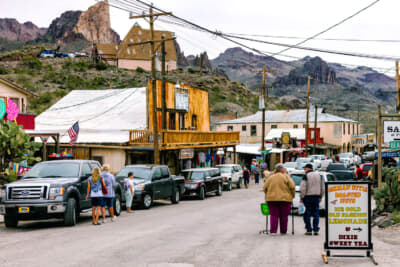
[0,18,46,42]
[0,1,119,52]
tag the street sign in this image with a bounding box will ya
[325,182,372,251]
[390,140,400,149]
[375,151,400,158]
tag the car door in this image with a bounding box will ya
[80,163,92,209]
[151,168,163,200]
[160,167,172,198]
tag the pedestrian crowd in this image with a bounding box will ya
[86,164,135,225]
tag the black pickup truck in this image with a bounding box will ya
[115,165,185,209]
[0,160,123,228]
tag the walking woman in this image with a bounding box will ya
[263,163,295,235]
[86,167,105,225]
[124,172,135,213]
[243,167,250,189]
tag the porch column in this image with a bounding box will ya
[233,146,237,164]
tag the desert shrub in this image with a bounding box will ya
[0,65,9,74]
[136,66,146,73]
[22,56,42,69]
[95,60,108,70]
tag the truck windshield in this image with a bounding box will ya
[182,171,204,180]
[23,163,80,178]
[116,167,151,180]
[290,174,304,185]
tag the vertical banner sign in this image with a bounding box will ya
[6,98,19,121]
[325,181,372,250]
[0,98,6,119]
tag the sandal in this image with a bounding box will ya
[92,222,101,225]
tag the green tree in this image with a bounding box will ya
[0,120,42,182]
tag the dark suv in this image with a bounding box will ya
[0,160,123,228]
[181,168,223,200]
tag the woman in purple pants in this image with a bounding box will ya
[263,163,295,235]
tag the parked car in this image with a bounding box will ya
[326,163,347,172]
[360,163,373,178]
[362,151,376,163]
[216,164,242,191]
[0,160,124,228]
[290,170,336,214]
[115,165,185,209]
[353,154,362,165]
[283,162,298,174]
[338,153,355,167]
[296,157,318,170]
[330,170,356,181]
[181,168,223,200]
[308,155,332,170]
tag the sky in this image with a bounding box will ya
[1,0,399,75]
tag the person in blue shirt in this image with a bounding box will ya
[101,164,117,223]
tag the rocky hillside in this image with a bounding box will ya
[0,1,119,52]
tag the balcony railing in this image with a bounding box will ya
[129,130,240,149]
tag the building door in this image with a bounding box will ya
[192,114,197,130]
[169,112,176,130]
[179,113,185,130]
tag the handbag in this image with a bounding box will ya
[100,177,108,195]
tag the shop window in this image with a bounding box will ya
[352,124,355,135]
[251,125,257,136]
[192,114,197,130]
[169,112,176,130]
[271,125,277,129]
[348,123,350,135]
[21,98,25,113]
[242,125,247,131]
[343,123,346,135]
[227,125,233,131]
[293,124,298,128]
[303,124,307,128]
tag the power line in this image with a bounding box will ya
[272,0,381,57]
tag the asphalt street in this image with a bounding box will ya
[0,183,399,267]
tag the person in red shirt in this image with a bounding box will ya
[355,164,363,180]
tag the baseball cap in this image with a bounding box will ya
[303,163,313,170]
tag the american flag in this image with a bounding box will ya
[68,121,79,146]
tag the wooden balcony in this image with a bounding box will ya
[129,130,240,150]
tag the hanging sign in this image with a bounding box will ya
[175,87,189,111]
[383,121,400,143]
[325,181,372,251]
[6,99,19,121]
[179,148,194,159]
[0,98,5,119]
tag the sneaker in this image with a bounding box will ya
[305,232,312,236]
[111,216,117,222]
[102,219,105,224]
[313,232,319,236]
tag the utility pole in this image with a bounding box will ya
[251,67,277,152]
[396,61,400,113]
[377,105,382,188]
[161,36,167,130]
[299,76,315,157]
[313,105,318,154]
[130,7,172,164]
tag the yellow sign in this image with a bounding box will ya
[281,132,290,145]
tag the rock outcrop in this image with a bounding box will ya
[0,18,46,42]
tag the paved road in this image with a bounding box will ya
[1,184,399,267]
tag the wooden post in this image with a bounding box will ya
[313,105,318,154]
[396,61,400,113]
[377,105,382,188]
[233,146,237,164]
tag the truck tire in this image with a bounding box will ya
[216,183,222,196]
[199,186,206,200]
[114,193,122,216]
[228,181,232,191]
[237,178,242,189]
[64,198,77,226]
[4,215,18,228]
[142,193,153,209]
[171,188,180,204]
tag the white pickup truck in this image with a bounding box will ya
[216,164,242,191]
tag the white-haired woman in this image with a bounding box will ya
[101,164,117,222]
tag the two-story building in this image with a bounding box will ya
[216,108,360,156]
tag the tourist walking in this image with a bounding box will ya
[253,164,261,184]
[263,163,295,235]
[124,172,135,213]
[101,164,117,222]
[300,163,325,235]
[86,167,105,225]
[243,167,250,188]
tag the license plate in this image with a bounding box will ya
[18,207,30,213]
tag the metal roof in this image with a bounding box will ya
[216,108,357,124]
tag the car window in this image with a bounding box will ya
[90,163,100,169]
[363,165,372,171]
[161,167,170,178]
[290,173,304,186]
[152,168,162,180]
[81,163,92,178]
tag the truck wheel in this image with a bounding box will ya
[4,215,18,228]
[228,181,232,191]
[199,186,206,200]
[216,183,222,196]
[237,178,242,189]
[142,193,152,209]
[64,198,77,226]
[171,188,180,204]
[114,193,122,216]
